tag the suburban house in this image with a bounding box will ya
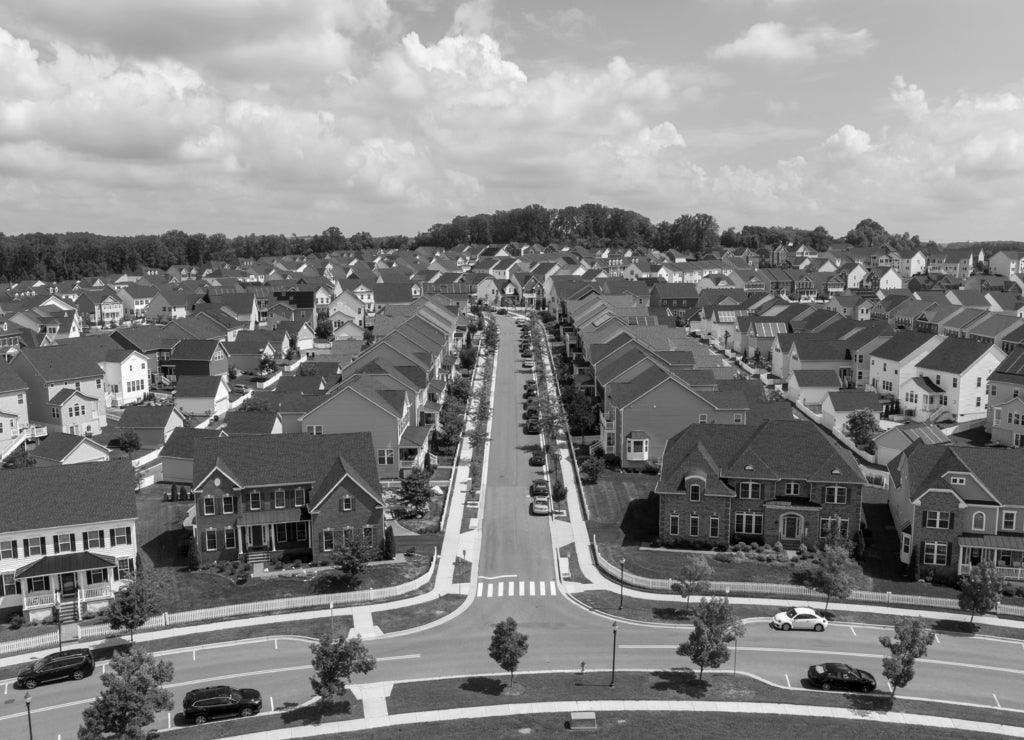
[873,422,949,466]
[787,369,841,408]
[654,419,866,548]
[32,432,113,467]
[0,364,30,460]
[165,339,230,380]
[190,433,385,566]
[986,348,1024,447]
[888,442,1024,582]
[820,390,882,437]
[903,337,1005,423]
[866,332,945,398]
[58,334,150,408]
[116,405,188,448]
[174,375,231,419]
[8,345,108,436]
[0,460,138,623]
[160,427,227,484]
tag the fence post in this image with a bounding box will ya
[885,591,890,604]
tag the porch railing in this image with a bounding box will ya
[959,563,1024,580]
[24,592,57,609]
[82,584,113,601]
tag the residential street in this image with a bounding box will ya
[1,315,1022,739]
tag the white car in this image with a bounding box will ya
[770,606,828,632]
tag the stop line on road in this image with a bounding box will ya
[476,580,559,598]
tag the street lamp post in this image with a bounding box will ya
[610,621,618,688]
[618,556,625,610]
[25,692,34,740]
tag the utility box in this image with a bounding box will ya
[569,711,597,731]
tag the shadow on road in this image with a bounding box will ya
[933,619,980,635]
[650,669,709,698]
[459,676,505,695]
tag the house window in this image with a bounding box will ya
[86,569,107,585]
[26,537,43,556]
[824,486,848,505]
[923,542,948,566]
[85,530,103,549]
[784,482,800,496]
[296,522,308,542]
[626,438,649,456]
[249,491,262,510]
[115,558,135,580]
[377,448,394,465]
[204,529,218,551]
[306,425,323,435]
[294,488,306,507]
[1,574,17,596]
[952,377,958,388]
[111,527,130,546]
[924,511,951,529]
[689,515,700,537]
[1003,511,1017,531]
[901,534,911,556]
[819,517,850,538]
[224,528,236,549]
[698,414,708,424]
[738,482,761,499]
[709,516,720,538]
[276,524,288,543]
[28,577,49,593]
[689,484,700,502]
[950,476,965,485]
[669,514,680,537]
[342,528,353,546]
[977,377,982,388]
[734,512,763,535]
[274,489,286,509]
[322,529,335,552]
[363,526,375,542]
[342,495,353,512]
[222,496,234,514]
[972,512,986,531]
[976,396,981,407]
[57,533,74,553]
[0,540,14,559]
[733,413,743,423]
[203,497,215,516]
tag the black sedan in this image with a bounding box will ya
[528,451,546,466]
[183,685,263,724]
[806,663,876,692]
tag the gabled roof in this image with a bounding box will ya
[791,369,840,387]
[824,390,881,412]
[990,348,1024,383]
[174,375,227,397]
[14,345,104,382]
[870,332,936,362]
[161,427,226,459]
[32,432,112,463]
[118,405,181,429]
[0,460,136,531]
[916,336,997,374]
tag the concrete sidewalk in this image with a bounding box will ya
[219,698,1024,738]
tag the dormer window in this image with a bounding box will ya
[689,484,700,502]
[950,476,966,486]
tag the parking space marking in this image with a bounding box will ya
[785,674,791,688]
[849,626,857,637]
[994,694,1002,708]
[933,634,939,644]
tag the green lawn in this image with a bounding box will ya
[372,595,466,634]
[581,471,658,546]
[163,694,362,738]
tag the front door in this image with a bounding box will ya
[250,526,264,550]
[782,516,800,540]
[60,573,77,597]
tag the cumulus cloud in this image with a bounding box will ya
[710,22,872,62]
[450,0,495,36]
[524,7,594,40]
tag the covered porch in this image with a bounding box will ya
[958,534,1024,581]
[399,425,432,474]
[15,552,120,623]
[235,512,310,563]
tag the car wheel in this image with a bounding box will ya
[781,623,791,631]
[241,707,254,717]
[24,679,37,689]
[813,624,824,632]
[73,669,86,680]
[194,715,208,725]
[821,682,831,691]
[862,685,872,693]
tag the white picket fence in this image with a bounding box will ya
[593,540,1023,616]
[0,551,437,657]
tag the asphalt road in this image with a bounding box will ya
[2,314,1023,738]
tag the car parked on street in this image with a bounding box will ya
[530,496,551,515]
[523,359,534,369]
[806,663,876,692]
[16,649,94,689]
[770,606,828,632]
[525,419,540,434]
[524,407,539,420]
[528,450,546,466]
[530,479,550,497]
[183,685,263,724]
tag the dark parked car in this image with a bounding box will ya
[525,419,540,434]
[806,663,876,692]
[530,479,550,496]
[524,387,537,398]
[524,407,539,420]
[183,685,263,724]
[528,450,546,466]
[17,649,94,689]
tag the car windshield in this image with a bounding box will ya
[31,659,47,671]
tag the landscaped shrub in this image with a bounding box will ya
[603,453,621,468]
[8,614,23,630]
[773,542,784,553]
[713,552,736,564]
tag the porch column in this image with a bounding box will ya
[268,524,276,552]
[237,524,245,554]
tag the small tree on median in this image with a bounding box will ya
[107,569,163,644]
[879,616,935,697]
[677,596,744,681]
[489,616,529,688]
[310,635,376,706]
[812,544,858,611]
[958,561,1005,624]
[671,555,713,612]
[78,647,174,740]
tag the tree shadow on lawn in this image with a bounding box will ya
[459,676,505,696]
[845,692,893,714]
[141,529,189,568]
[619,493,659,546]
[651,606,689,622]
[280,698,353,725]
[650,669,709,698]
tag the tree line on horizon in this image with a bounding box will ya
[0,204,1015,284]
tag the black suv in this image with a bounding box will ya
[183,685,262,724]
[17,648,94,688]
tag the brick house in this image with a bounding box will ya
[654,420,865,548]
[888,442,1024,582]
[191,433,384,565]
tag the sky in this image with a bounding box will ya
[1,0,1023,242]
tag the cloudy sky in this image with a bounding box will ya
[1,0,1022,241]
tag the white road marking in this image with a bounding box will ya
[994,694,1002,708]
[621,645,675,649]
[377,654,420,662]
[477,582,484,597]
[487,583,493,598]
[479,574,517,579]
[497,582,504,597]
[933,634,939,644]
[539,581,546,596]
[887,680,893,693]
[849,626,857,637]
[530,582,536,596]
[550,580,557,595]
[519,581,525,596]
[785,674,791,688]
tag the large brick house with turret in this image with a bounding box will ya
[654,420,865,548]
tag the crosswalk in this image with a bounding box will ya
[476,580,559,598]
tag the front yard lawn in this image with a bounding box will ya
[581,471,658,546]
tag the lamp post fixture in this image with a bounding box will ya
[610,621,619,688]
[618,556,626,610]
[25,692,34,740]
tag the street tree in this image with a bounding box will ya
[879,616,935,697]
[489,617,529,687]
[843,408,882,452]
[77,647,174,740]
[580,455,604,484]
[310,635,376,705]
[399,466,432,513]
[958,561,1005,623]
[314,538,379,592]
[107,570,163,644]
[437,400,466,448]
[812,544,858,611]
[677,596,744,680]
[671,555,714,611]
[447,375,471,403]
